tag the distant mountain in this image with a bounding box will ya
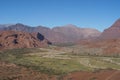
[0,31,51,50]
[0,24,13,30]
[0,23,101,43]
[53,24,101,42]
[100,19,120,39]
[0,24,12,27]
[81,28,101,38]
[33,26,68,43]
[2,23,34,32]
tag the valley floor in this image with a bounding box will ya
[0,47,120,80]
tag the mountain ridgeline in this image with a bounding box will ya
[100,19,120,39]
[0,23,101,43]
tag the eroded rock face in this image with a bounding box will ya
[0,31,51,50]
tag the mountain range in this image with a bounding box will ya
[0,23,101,43]
[1,18,120,52]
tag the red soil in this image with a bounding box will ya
[63,70,120,80]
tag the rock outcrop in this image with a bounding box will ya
[0,31,51,50]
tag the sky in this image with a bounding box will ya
[0,0,120,31]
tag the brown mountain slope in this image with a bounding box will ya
[77,19,120,55]
[33,26,69,43]
[53,24,101,42]
[93,19,120,54]
[0,31,51,50]
[100,19,120,39]
[79,39,120,55]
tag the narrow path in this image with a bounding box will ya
[79,58,105,69]
[105,71,120,80]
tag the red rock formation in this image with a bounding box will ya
[0,31,51,50]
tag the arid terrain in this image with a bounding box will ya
[0,19,120,80]
[0,47,120,80]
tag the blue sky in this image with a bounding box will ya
[0,0,120,31]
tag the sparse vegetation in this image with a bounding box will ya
[0,47,120,80]
[53,42,75,47]
[0,49,90,75]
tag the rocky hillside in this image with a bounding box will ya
[0,31,51,50]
